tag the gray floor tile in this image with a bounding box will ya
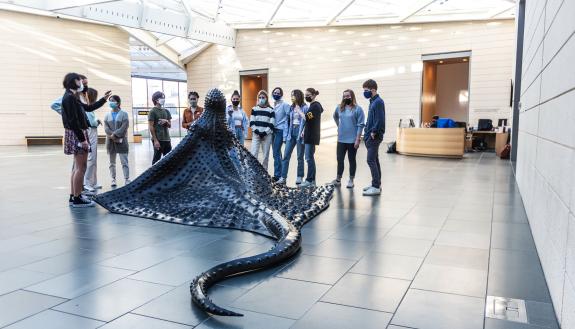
[351,252,423,280]
[3,310,104,329]
[223,230,272,244]
[435,231,491,250]
[25,265,134,299]
[484,318,550,329]
[331,225,390,242]
[412,263,487,297]
[321,273,410,313]
[448,208,492,221]
[302,238,372,260]
[387,225,441,240]
[275,254,355,285]
[230,277,330,319]
[372,236,433,257]
[53,278,173,322]
[99,246,185,271]
[152,232,227,251]
[491,222,537,251]
[399,215,447,228]
[20,249,116,275]
[0,290,66,328]
[488,249,552,303]
[98,313,191,328]
[425,245,489,271]
[492,205,529,223]
[442,219,492,235]
[300,228,335,245]
[291,302,393,329]
[525,300,560,328]
[128,255,220,286]
[392,289,484,329]
[195,308,295,329]
[133,283,246,326]
[187,239,260,261]
[0,268,54,295]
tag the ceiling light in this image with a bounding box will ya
[463,58,468,62]
[439,60,443,64]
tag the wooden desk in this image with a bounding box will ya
[471,131,509,155]
[396,128,465,158]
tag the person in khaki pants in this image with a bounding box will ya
[104,95,130,187]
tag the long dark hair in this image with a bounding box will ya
[109,95,121,109]
[62,72,81,90]
[291,89,304,107]
[339,89,357,111]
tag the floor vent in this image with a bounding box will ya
[485,296,529,324]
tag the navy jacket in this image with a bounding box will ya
[364,94,385,138]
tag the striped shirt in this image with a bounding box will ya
[250,106,275,135]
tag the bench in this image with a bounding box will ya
[25,136,63,146]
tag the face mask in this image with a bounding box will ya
[232,100,240,107]
[272,94,281,101]
[363,90,372,99]
[189,100,198,107]
[77,82,84,92]
[343,98,352,105]
[305,96,312,103]
[158,98,165,106]
[258,98,266,106]
[83,84,88,91]
[109,102,118,110]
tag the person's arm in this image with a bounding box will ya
[148,111,160,149]
[333,106,339,126]
[165,111,172,128]
[62,95,86,142]
[83,96,107,112]
[113,113,129,138]
[104,115,113,136]
[182,110,190,129]
[355,106,365,148]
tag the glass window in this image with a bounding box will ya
[131,78,148,108]
[146,79,163,107]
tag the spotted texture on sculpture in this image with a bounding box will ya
[95,88,334,317]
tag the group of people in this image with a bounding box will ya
[180,79,386,196]
[57,73,130,207]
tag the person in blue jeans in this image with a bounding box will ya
[226,90,248,145]
[271,87,291,182]
[278,89,307,185]
[300,88,323,188]
[361,79,385,196]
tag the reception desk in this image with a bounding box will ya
[396,127,465,158]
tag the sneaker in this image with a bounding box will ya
[125,179,131,185]
[363,186,372,192]
[111,179,117,188]
[82,189,96,196]
[276,177,286,184]
[68,194,74,206]
[93,184,103,189]
[346,179,354,188]
[295,177,303,185]
[83,185,96,192]
[72,196,95,208]
[363,186,381,196]
[300,180,316,188]
[272,177,280,182]
[330,179,341,186]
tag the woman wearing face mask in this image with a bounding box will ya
[300,88,323,187]
[278,89,307,185]
[226,90,248,145]
[271,87,291,182]
[182,91,203,130]
[249,90,275,170]
[61,72,110,207]
[332,89,365,188]
[104,95,130,188]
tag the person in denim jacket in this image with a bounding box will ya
[226,90,248,145]
[278,89,307,185]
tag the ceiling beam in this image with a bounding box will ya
[130,55,167,61]
[156,35,176,47]
[325,0,356,25]
[180,42,212,64]
[214,0,223,21]
[398,0,439,22]
[265,0,285,27]
[121,27,185,69]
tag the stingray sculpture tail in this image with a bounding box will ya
[190,208,301,317]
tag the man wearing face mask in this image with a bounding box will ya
[361,79,385,196]
[148,91,172,165]
[182,91,203,130]
[270,87,291,182]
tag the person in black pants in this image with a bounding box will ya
[361,79,385,196]
[148,91,172,165]
[300,88,323,187]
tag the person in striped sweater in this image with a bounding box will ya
[250,90,275,170]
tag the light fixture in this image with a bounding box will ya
[439,60,444,64]
[463,58,468,62]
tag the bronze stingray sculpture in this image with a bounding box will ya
[95,88,334,317]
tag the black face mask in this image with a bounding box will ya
[305,96,312,102]
[343,98,352,105]
[83,84,88,91]
[232,100,240,106]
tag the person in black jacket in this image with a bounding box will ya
[61,72,110,207]
[300,88,322,187]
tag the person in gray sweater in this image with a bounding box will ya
[104,95,130,187]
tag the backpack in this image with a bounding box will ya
[51,96,63,115]
[387,141,397,153]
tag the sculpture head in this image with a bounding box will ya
[204,88,227,114]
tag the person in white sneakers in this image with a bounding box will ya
[104,95,130,187]
[83,86,102,192]
[249,90,275,170]
[299,88,323,188]
[361,79,385,196]
[278,89,307,186]
[331,89,365,189]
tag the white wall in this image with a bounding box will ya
[515,0,575,327]
[186,20,515,141]
[0,10,133,145]
[436,62,469,123]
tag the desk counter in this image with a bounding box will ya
[396,127,465,158]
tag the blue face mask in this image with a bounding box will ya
[109,102,118,110]
[363,90,372,99]
[272,94,281,101]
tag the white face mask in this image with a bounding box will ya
[158,98,165,106]
[77,82,84,92]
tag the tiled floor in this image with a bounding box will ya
[0,140,561,328]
